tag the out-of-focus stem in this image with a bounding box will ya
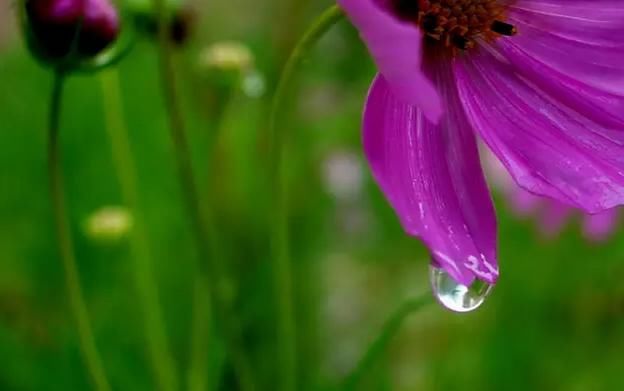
[186,85,236,391]
[267,6,344,391]
[150,2,255,390]
[151,19,216,389]
[343,295,432,390]
[47,71,111,391]
[99,69,179,391]
[187,279,212,391]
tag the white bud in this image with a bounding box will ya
[198,41,254,73]
[84,206,133,243]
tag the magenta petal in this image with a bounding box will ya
[508,1,624,51]
[483,148,541,216]
[363,74,498,285]
[338,0,442,123]
[502,3,624,127]
[455,47,624,214]
[497,39,624,129]
[537,201,573,238]
[510,188,542,217]
[583,209,619,242]
[504,13,624,95]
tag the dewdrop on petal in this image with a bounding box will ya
[84,206,133,244]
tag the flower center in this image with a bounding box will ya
[393,0,516,55]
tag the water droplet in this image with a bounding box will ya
[429,265,493,312]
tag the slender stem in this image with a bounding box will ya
[187,279,212,391]
[267,6,344,391]
[47,71,111,391]
[342,295,432,390]
[99,69,179,391]
[151,2,255,390]
[186,84,236,391]
[153,22,216,388]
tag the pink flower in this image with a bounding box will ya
[485,150,620,242]
[339,0,624,286]
[26,0,120,60]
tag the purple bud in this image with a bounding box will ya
[25,0,120,60]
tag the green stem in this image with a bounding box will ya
[151,2,255,390]
[187,278,212,391]
[267,6,344,391]
[47,71,111,391]
[99,69,179,391]
[186,85,235,391]
[342,295,432,390]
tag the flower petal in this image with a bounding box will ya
[583,209,619,242]
[503,2,624,128]
[363,73,497,285]
[508,1,624,47]
[455,46,624,214]
[482,147,542,215]
[537,201,573,238]
[496,38,624,129]
[338,0,442,122]
[507,1,624,95]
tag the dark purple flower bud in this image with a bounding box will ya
[169,9,193,46]
[130,5,195,47]
[25,0,120,60]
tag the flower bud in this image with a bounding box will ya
[24,0,120,63]
[126,0,194,46]
[198,41,253,74]
[197,41,257,93]
[84,206,133,244]
[169,9,193,45]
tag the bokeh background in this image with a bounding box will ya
[2,0,624,390]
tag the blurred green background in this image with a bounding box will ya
[2,0,624,390]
